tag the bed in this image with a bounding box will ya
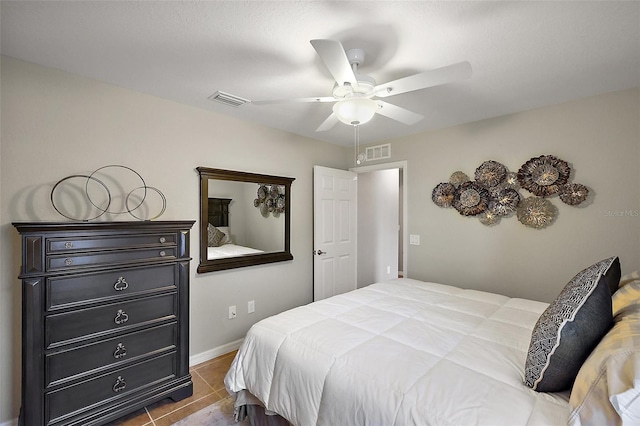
[206,197,264,259]
[225,259,640,426]
[207,243,263,259]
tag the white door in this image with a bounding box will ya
[313,166,357,301]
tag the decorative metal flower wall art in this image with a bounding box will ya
[517,155,570,197]
[452,181,490,216]
[517,197,558,229]
[432,182,456,207]
[431,154,589,228]
[489,188,521,217]
[449,171,470,187]
[254,184,285,217]
[475,160,507,188]
[559,183,589,206]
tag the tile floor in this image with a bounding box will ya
[105,350,237,426]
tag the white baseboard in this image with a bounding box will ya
[1,418,18,426]
[189,338,243,367]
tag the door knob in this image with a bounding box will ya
[314,249,326,255]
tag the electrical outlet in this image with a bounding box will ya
[248,300,255,314]
[409,234,420,245]
[228,305,237,319]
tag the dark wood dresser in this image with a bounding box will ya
[13,221,195,426]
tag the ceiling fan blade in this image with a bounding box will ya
[375,101,424,125]
[310,39,358,86]
[316,113,339,132]
[251,96,335,106]
[375,61,472,98]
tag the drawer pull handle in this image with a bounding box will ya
[159,236,166,243]
[64,258,73,266]
[114,309,129,325]
[64,242,73,249]
[112,376,126,393]
[113,343,127,359]
[114,277,129,291]
[159,250,166,257]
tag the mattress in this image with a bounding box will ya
[225,278,570,426]
[207,243,263,259]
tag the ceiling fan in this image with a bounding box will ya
[252,39,472,132]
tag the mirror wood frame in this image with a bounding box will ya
[197,167,294,273]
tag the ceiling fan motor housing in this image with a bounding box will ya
[333,74,376,98]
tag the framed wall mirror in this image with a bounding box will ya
[197,167,294,273]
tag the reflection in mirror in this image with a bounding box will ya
[197,167,294,273]
[206,181,284,258]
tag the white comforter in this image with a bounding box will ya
[225,278,570,426]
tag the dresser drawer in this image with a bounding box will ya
[46,352,176,425]
[46,323,177,388]
[46,293,176,348]
[47,247,177,271]
[47,264,176,310]
[47,233,176,254]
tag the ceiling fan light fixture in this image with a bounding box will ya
[333,97,377,126]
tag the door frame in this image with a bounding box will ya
[350,160,408,277]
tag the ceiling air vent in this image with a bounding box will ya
[208,91,250,108]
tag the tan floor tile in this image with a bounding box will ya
[151,392,224,426]
[106,352,236,425]
[103,407,151,426]
[146,372,216,418]
[193,350,237,369]
[194,352,236,392]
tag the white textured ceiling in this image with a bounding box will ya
[2,1,639,147]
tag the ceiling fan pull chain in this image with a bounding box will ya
[355,124,362,165]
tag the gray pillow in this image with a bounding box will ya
[524,256,620,392]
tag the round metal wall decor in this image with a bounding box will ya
[479,210,500,226]
[517,196,558,229]
[517,155,571,197]
[255,184,285,217]
[431,182,456,208]
[432,154,589,228]
[489,188,521,216]
[503,172,520,190]
[559,183,589,206]
[475,160,507,188]
[449,171,470,187]
[452,181,490,216]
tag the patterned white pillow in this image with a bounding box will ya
[207,224,226,247]
[569,278,640,425]
[524,256,621,392]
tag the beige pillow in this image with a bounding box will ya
[568,277,640,425]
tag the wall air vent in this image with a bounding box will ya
[208,91,250,108]
[365,143,391,161]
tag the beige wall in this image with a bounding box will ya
[0,57,349,422]
[356,88,640,303]
[1,56,639,423]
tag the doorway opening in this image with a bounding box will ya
[352,161,408,288]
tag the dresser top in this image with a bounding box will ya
[13,220,195,233]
